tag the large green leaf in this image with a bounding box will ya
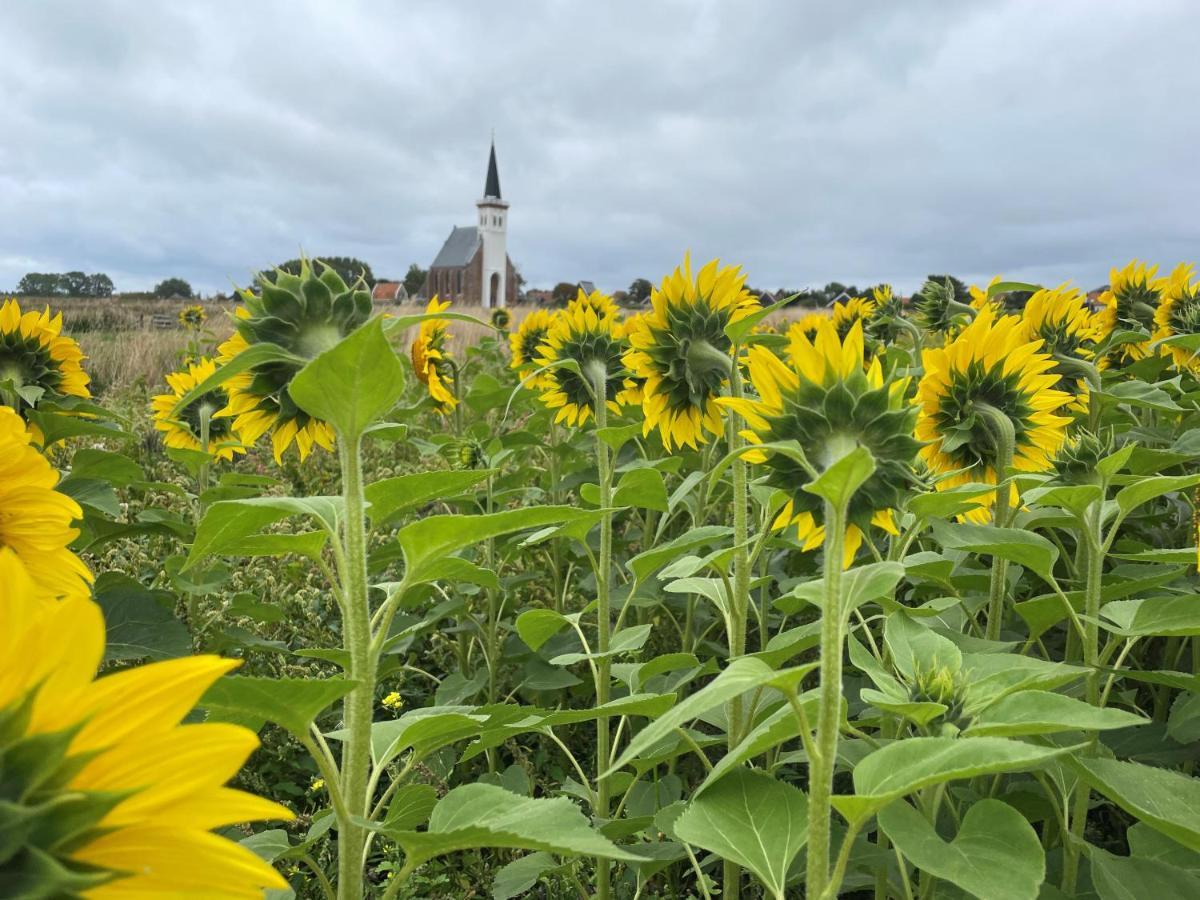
[93,573,190,662]
[1114,473,1200,516]
[199,676,356,738]
[777,561,905,615]
[397,506,593,585]
[1101,596,1200,637]
[803,446,876,509]
[364,470,492,524]
[931,520,1059,584]
[965,691,1148,737]
[674,769,807,900]
[606,657,814,775]
[376,783,640,872]
[1070,757,1200,852]
[1090,844,1200,900]
[879,799,1043,900]
[838,737,1070,821]
[627,525,732,583]
[185,496,341,570]
[289,317,405,437]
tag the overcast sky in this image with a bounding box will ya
[2,0,1198,296]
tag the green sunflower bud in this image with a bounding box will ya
[1056,429,1115,485]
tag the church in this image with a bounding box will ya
[420,142,516,308]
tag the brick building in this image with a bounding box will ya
[421,142,516,308]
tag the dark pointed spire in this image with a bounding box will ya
[484,140,501,199]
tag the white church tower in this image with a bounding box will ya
[476,141,509,308]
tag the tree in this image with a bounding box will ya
[268,257,375,288]
[627,278,653,305]
[403,263,427,297]
[551,282,578,306]
[154,277,193,299]
[16,273,61,296]
[83,273,114,297]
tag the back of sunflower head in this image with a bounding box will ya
[238,257,374,361]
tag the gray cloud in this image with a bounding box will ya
[2,0,1198,296]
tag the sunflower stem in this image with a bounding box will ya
[197,403,212,513]
[977,403,1017,641]
[589,366,615,900]
[723,344,751,900]
[334,432,375,900]
[807,494,849,898]
[1062,498,1105,893]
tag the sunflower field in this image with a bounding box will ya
[6,255,1200,899]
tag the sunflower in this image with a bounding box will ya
[830,294,877,340]
[1095,259,1166,363]
[0,297,90,416]
[1154,263,1200,372]
[916,308,1073,520]
[490,306,511,331]
[719,319,920,566]
[151,358,246,461]
[178,304,207,330]
[914,277,972,336]
[791,312,827,342]
[411,296,457,412]
[509,308,558,388]
[0,405,92,601]
[0,547,291,897]
[1019,284,1101,413]
[623,257,759,450]
[968,276,1005,317]
[536,290,629,427]
[217,260,369,462]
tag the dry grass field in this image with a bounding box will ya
[33,296,818,396]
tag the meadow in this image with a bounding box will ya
[4,258,1200,900]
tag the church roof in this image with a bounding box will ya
[430,226,480,269]
[484,142,501,199]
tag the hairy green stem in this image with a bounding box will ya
[1061,500,1104,894]
[724,352,752,899]
[981,405,1016,641]
[807,496,848,897]
[335,434,375,900]
[590,368,616,900]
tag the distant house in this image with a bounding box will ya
[371,281,408,304]
[420,142,517,308]
[1086,286,1108,313]
[525,289,554,306]
[578,280,597,295]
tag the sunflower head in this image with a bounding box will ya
[178,304,207,330]
[720,319,920,566]
[0,298,90,417]
[490,306,511,331]
[509,308,558,388]
[218,260,370,461]
[831,294,877,341]
[968,276,1005,317]
[0,548,290,896]
[1097,259,1166,363]
[914,277,971,335]
[916,308,1073,519]
[1055,429,1115,486]
[623,256,759,450]
[1154,263,1200,372]
[152,358,245,462]
[411,296,457,413]
[536,290,629,427]
[0,406,92,601]
[441,437,487,470]
[1020,284,1101,413]
[792,312,827,342]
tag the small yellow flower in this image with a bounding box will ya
[1095,259,1166,363]
[178,304,207,330]
[382,691,404,711]
[310,777,326,792]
